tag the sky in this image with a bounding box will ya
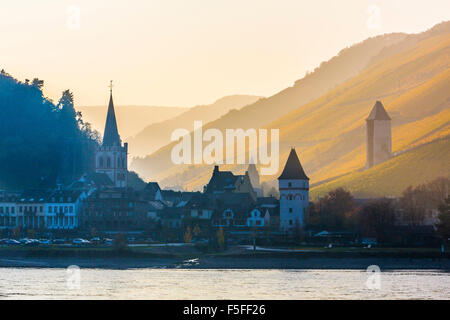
[1,0,449,107]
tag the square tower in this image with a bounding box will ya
[366,101,392,168]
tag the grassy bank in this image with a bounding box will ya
[1,245,448,260]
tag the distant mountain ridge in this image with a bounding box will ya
[76,105,187,140]
[127,94,263,157]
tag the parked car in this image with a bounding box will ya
[104,238,113,246]
[0,238,9,244]
[72,238,90,245]
[52,239,66,245]
[24,239,40,247]
[6,239,21,245]
[19,238,30,244]
[90,237,101,245]
[39,239,51,245]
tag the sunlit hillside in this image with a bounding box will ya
[76,105,187,140]
[310,137,450,198]
[132,22,450,194]
[269,31,449,185]
[131,32,409,181]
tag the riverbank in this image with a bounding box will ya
[1,246,449,269]
[1,255,449,270]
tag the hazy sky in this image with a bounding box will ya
[1,0,449,107]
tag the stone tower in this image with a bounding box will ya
[366,101,392,168]
[95,82,128,188]
[278,148,309,231]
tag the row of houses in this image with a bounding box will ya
[0,154,302,235]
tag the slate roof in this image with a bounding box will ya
[278,148,309,180]
[102,93,122,146]
[366,101,391,121]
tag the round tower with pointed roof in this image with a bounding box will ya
[366,101,392,168]
[278,148,309,231]
[95,82,128,188]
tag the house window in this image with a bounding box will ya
[289,220,293,225]
[99,157,104,168]
[288,182,292,187]
[107,157,111,168]
[11,207,15,214]
[289,208,293,213]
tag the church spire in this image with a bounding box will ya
[102,80,121,146]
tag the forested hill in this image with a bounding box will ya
[0,70,99,190]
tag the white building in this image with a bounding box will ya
[278,148,309,231]
[0,198,17,230]
[45,190,86,230]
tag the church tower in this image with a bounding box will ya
[278,148,309,231]
[246,163,262,197]
[366,101,392,168]
[95,81,128,188]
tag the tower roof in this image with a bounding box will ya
[366,101,391,121]
[247,163,258,175]
[102,91,121,146]
[278,148,309,180]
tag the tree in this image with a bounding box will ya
[12,226,21,238]
[216,227,225,248]
[113,233,128,252]
[399,177,449,226]
[0,72,99,190]
[399,185,427,226]
[437,198,450,240]
[184,226,192,243]
[27,229,35,238]
[193,225,201,237]
[307,188,355,231]
[90,227,97,238]
[357,198,396,244]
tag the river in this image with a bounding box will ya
[0,268,448,299]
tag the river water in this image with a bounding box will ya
[0,268,448,299]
